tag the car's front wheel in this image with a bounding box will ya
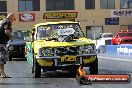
[34,59,41,78]
[69,66,79,77]
[9,55,12,61]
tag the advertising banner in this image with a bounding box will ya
[105,18,119,25]
[105,45,132,56]
[43,12,78,19]
[111,9,132,17]
[19,13,35,22]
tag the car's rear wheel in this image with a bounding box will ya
[89,58,98,74]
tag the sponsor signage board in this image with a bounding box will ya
[105,18,119,25]
[101,45,132,56]
[19,13,35,22]
[111,9,132,17]
[43,12,78,19]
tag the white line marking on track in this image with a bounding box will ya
[98,56,132,62]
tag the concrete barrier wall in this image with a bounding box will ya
[97,44,132,56]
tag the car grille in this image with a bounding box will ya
[55,46,79,56]
[12,45,25,51]
[122,40,132,43]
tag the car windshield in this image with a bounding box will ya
[119,33,132,37]
[36,23,84,40]
[13,30,30,40]
[102,34,113,38]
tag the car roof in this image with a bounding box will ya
[118,32,132,34]
[100,33,113,35]
[34,21,79,27]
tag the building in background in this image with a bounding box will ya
[0,0,132,39]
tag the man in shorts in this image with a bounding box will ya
[0,13,16,78]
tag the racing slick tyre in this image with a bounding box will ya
[9,55,12,61]
[69,66,79,77]
[34,59,41,78]
[89,58,98,74]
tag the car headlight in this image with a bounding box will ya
[8,46,13,50]
[38,48,54,56]
[80,45,96,54]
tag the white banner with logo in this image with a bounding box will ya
[111,9,132,17]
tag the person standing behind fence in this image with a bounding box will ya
[0,13,16,78]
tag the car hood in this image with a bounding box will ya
[120,37,132,40]
[33,38,94,48]
[100,37,112,40]
[8,39,26,45]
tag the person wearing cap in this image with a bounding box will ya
[0,13,16,78]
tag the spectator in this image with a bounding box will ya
[0,13,16,78]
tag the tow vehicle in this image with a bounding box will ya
[7,30,30,61]
[25,21,98,78]
[112,30,132,45]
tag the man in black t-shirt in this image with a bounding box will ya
[0,13,16,78]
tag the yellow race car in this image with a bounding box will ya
[25,21,98,78]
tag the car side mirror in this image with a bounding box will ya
[25,37,33,42]
[32,28,35,36]
[31,28,35,41]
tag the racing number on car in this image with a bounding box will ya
[61,56,76,62]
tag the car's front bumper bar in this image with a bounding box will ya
[36,53,97,66]
[36,53,97,60]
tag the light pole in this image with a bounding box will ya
[93,20,98,46]
[93,20,95,40]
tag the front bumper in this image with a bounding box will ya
[8,51,25,57]
[36,53,97,66]
[120,40,132,44]
[8,45,25,57]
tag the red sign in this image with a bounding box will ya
[19,13,35,22]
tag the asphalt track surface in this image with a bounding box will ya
[0,54,132,88]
